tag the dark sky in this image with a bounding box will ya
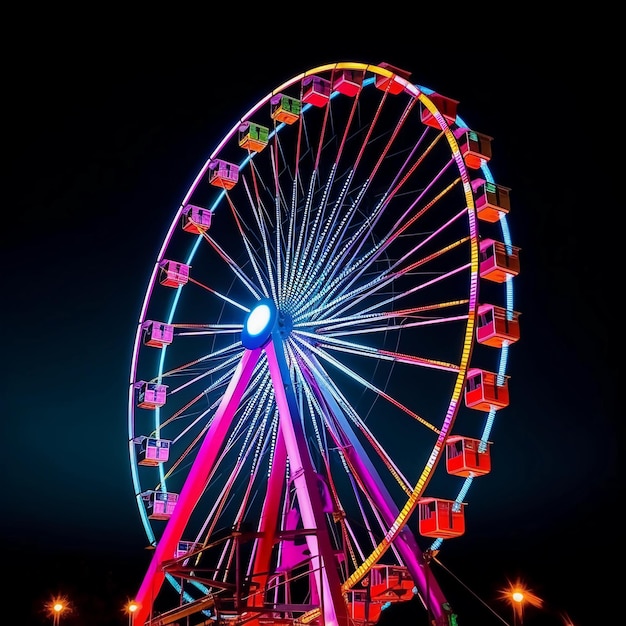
[3,11,615,626]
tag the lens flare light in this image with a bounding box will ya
[46,595,71,625]
[498,578,543,625]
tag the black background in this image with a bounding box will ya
[3,8,615,626]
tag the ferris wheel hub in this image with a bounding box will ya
[242,299,292,348]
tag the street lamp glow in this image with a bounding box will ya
[512,590,524,603]
[125,600,140,625]
[46,596,70,626]
[498,578,543,626]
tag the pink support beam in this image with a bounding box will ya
[265,339,350,626]
[133,348,262,626]
[249,427,288,609]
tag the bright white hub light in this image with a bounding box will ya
[241,300,277,349]
[246,303,271,336]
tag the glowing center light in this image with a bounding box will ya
[241,299,279,350]
[246,303,271,336]
[512,591,524,603]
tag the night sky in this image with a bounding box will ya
[3,11,615,626]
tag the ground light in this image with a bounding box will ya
[512,590,524,625]
[46,596,70,626]
[125,600,140,625]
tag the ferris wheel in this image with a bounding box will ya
[127,61,520,626]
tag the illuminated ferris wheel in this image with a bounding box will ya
[127,61,520,626]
